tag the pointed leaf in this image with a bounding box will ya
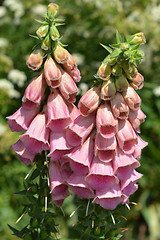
[100,43,112,53]
[54,18,65,22]
[116,30,122,43]
[55,23,65,27]
[110,49,122,58]
[127,35,135,42]
[28,169,40,181]
[35,19,47,24]
[29,34,39,40]
[130,44,140,50]
[109,43,121,48]
[14,190,27,195]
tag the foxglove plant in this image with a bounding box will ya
[7,2,147,239]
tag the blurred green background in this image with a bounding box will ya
[0,0,160,239]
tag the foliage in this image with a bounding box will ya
[0,0,160,239]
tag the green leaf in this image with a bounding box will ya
[116,30,122,43]
[29,34,39,40]
[35,19,47,24]
[28,169,40,181]
[110,49,122,58]
[55,23,65,27]
[127,35,135,42]
[130,44,140,50]
[14,190,27,195]
[54,18,65,22]
[109,43,121,48]
[100,43,112,53]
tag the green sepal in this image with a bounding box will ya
[116,30,122,43]
[55,22,65,27]
[29,34,39,40]
[35,19,48,25]
[127,35,135,42]
[28,169,40,181]
[109,43,121,48]
[100,43,112,53]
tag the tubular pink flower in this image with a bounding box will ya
[65,112,96,147]
[122,86,141,110]
[11,139,35,165]
[66,102,80,121]
[49,162,71,206]
[59,70,78,103]
[44,57,62,88]
[20,112,50,153]
[95,134,117,162]
[47,90,72,131]
[67,174,95,199]
[121,169,143,202]
[65,133,94,175]
[22,74,46,109]
[7,105,40,132]
[110,92,129,119]
[96,101,117,138]
[128,108,146,133]
[48,131,72,161]
[86,156,118,191]
[133,135,148,160]
[78,86,101,117]
[113,147,140,180]
[67,66,81,82]
[62,53,76,71]
[116,119,138,154]
[130,72,144,90]
[93,184,124,210]
[26,49,43,71]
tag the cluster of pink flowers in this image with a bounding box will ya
[7,26,147,210]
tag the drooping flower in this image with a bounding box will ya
[22,73,46,109]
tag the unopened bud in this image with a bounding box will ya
[97,62,112,80]
[47,3,59,18]
[26,49,44,71]
[123,62,138,79]
[41,34,51,51]
[53,43,69,64]
[108,56,117,65]
[100,79,116,100]
[36,25,49,39]
[50,24,60,40]
[111,63,122,76]
[130,32,146,45]
[115,75,129,92]
[121,43,130,50]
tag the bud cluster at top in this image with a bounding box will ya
[96,32,145,94]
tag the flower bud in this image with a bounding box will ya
[26,49,44,71]
[41,34,51,51]
[108,56,117,65]
[130,72,144,90]
[115,75,129,92]
[130,32,146,45]
[47,3,59,18]
[123,62,137,79]
[97,62,112,80]
[36,25,49,39]
[121,43,130,50]
[111,63,122,76]
[53,43,69,64]
[100,79,116,100]
[50,24,60,40]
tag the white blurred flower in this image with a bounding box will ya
[0,79,20,98]
[31,4,46,16]
[153,86,160,97]
[4,0,25,25]
[72,53,85,65]
[78,82,89,95]
[8,69,27,87]
[0,6,7,18]
[0,38,9,48]
[0,123,7,137]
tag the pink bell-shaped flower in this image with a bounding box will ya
[20,111,50,153]
[7,105,40,132]
[47,89,72,132]
[22,73,46,109]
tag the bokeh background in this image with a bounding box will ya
[0,0,160,239]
